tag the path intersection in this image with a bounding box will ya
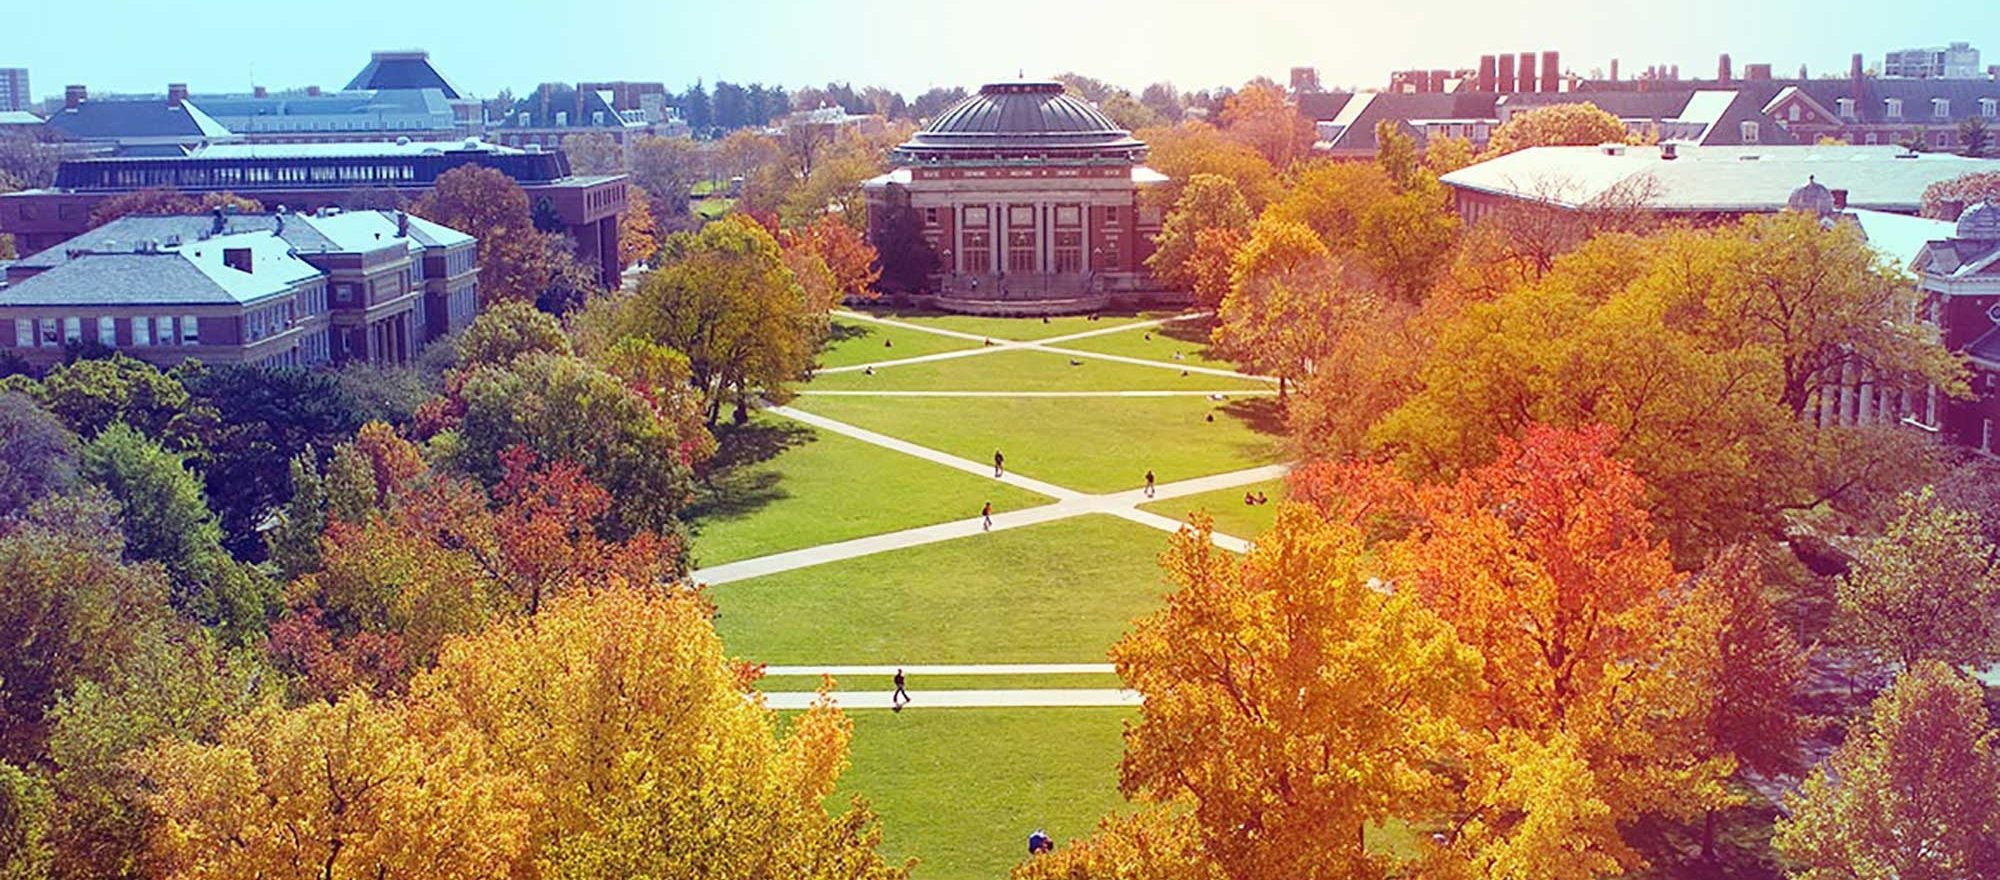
[701,309,1290,711]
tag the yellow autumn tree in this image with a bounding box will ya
[1483,102,1635,158]
[137,586,908,880]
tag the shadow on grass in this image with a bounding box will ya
[1219,397,1286,436]
[689,420,819,525]
[825,321,876,345]
[1155,315,1216,348]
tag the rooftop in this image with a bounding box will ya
[343,50,464,100]
[892,81,1146,162]
[0,229,320,308]
[1441,143,2000,214]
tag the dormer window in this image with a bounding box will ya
[1741,121,1761,143]
[1837,97,1856,118]
[1983,98,1998,118]
[1935,98,1951,119]
[1886,98,1904,119]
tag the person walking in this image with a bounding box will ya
[1144,469,1156,498]
[993,450,1006,478]
[892,668,911,711]
[982,501,994,531]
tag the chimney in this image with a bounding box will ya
[1661,142,1679,160]
[1497,53,1516,94]
[1831,189,1849,211]
[167,83,188,108]
[222,247,253,274]
[1719,53,1733,83]
[253,85,268,98]
[1541,51,1559,92]
[210,206,226,235]
[1851,53,1865,96]
[306,85,321,97]
[1479,55,1497,92]
[1518,52,1536,93]
[396,210,409,238]
[1670,64,1680,80]
[1432,69,1451,93]
[64,84,86,110]
[1799,64,1809,80]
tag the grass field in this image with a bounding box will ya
[805,347,1271,393]
[833,707,1133,880]
[688,416,1049,567]
[1140,477,1289,541]
[845,310,1164,342]
[711,515,1174,665]
[694,197,736,220]
[819,318,981,369]
[789,394,1287,493]
[1051,318,1245,373]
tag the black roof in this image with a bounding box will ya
[344,51,462,100]
[43,100,220,141]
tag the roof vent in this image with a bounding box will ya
[1600,143,1627,156]
[396,135,411,146]
[1660,142,1679,160]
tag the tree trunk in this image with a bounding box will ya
[1702,806,1717,865]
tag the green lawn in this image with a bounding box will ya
[790,395,1287,493]
[846,311,1165,342]
[694,197,736,220]
[1139,478,1289,541]
[833,707,1133,880]
[711,515,1173,664]
[688,416,1049,567]
[1051,318,1246,373]
[819,318,981,369]
[805,347,1270,393]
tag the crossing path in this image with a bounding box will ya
[761,688,1142,710]
[820,309,1275,385]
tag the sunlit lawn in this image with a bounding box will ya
[789,394,1287,493]
[1050,317,1246,373]
[819,318,981,369]
[805,347,1270,393]
[694,197,736,220]
[829,708,1133,880]
[688,415,1049,567]
[758,672,1128,692]
[845,310,1164,342]
[711,515,1173,664]
[1139,478,1289,541]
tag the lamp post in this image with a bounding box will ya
[941,248,953,296]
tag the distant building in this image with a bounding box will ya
[487,83,656,149]
[862,81,1174,314]
[1314,88,1782,159]
[1885,42,1983,80]
[0,207,476,371]
[0,139,628,286]
[0,68,27,113]
[1440,143,2000,223]
[1290,67,1322,94]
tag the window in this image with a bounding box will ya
[1985,98,1998,118]
[12,319,30,349]
[1886,98,1903,119]
[1105,207,1119,223]
[1006,230,1036,274]
[960,230,991,274]
[1740,121,1760,144]
[923,207,938,226]
[39,318,58,347]
[156,316,175,346]
[62,317,80,344]
[1935,98,1951,119]
[1053,230,1083,274]
[1837,97,1856,118]
[180,315,198,345]
[97,317,115,347]
[1865,132,1880,145]
[1788,104,1801,122]
[132,317,150,347]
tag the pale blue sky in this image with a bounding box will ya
[6,0,1997,100]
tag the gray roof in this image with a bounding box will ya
[1441,143,2000,214]
[43,99,231,142]
[895,82,1144,154]
[9,210,469,274]
[0,230,319,307]
[193,88,455,134]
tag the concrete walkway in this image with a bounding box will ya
[771,405,1082,500]
[763,664,1115,676]
[797,389,1277,398]
[761,688,1142,710]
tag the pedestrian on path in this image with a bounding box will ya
[993,450,1005,478]
[1144,469,1156,498]
[892,668,911,711]
[982,501,994,531]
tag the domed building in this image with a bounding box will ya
[1910,200,2000,454]
[863,81,1176,313]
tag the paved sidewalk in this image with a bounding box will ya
[798,389,1278,398]
[825,309,1276,384]
[763,663,1115,676]
[760,688,1143,710]
[771,405,1082,500]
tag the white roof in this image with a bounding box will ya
[1443,144,2000,214]
[177,231,324,302]
[191,138,525,159]
[1851,209,1956,272]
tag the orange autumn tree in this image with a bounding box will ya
[782,213,882,302]
[138,586,908,880]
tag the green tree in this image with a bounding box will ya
[1147,173,1253,300]
[78,425,274,640]
[1837,487,2000,669]
[1483,103,1634,157]
[0,760,53,880]
[621,214,830,422]
[28,354,207,449]
[0,392,78,521]
[1775,662,2000,879]
[179,365,365,555]
[1961,115,1991,158]
[628,135,703,215]
[453,301,571,370]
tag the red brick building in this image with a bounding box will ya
[1912,202,2000,455]
[863,82,1176,314]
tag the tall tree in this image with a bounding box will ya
[560,132,624,175]
[0,392,78,521]
[627,135,702,215]
[619,183,663,268]
[410,165,564,305]
[1219,79,1312,170]
[1147,173,1253,305]
[178,365,366,556]
[1775,662,2000,879]
[1836,487,2000,670]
